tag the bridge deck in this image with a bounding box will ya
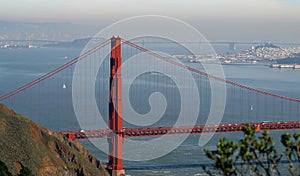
[61,121,300,140]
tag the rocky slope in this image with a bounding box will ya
[0,103,109,176]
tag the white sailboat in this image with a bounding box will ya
[63,83,67,89]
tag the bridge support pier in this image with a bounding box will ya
[107,36,125,176]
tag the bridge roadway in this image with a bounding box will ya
[61,121,300,140]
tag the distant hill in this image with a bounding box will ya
[255,43,280,50]
[0,103,109,176]
[276,53,300,64]
[43,38,91,48]
[43,37,106,49]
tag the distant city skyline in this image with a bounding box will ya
[0,0,299,42]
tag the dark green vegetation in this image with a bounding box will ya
[18,164,33,176]
[204,124,300,176]
[0,160,12,176]
[0,103,109,176]
[281,133,300,176]
[0,160,34,176]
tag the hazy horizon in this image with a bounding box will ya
[0,0,299,42]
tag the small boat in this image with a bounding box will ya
[63,84,67,89]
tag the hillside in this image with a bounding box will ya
[0,103,109,176]
[277,53,300,64]
[43,38,91,48]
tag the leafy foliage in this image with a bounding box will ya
[204,124,282,176]
[0,160,12,176]
[281,133,300,176]
[19,164,34,176]
[238,125,281,176]
[204,138,239,176]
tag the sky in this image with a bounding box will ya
[0,0,299,42]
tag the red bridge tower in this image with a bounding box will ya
[107,37,125,176]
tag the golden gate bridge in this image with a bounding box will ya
[1,37,300,176]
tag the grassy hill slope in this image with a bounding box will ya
[0,103,109,176]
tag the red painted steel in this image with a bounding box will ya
[107,37,124,173]
[62,121,300,140]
